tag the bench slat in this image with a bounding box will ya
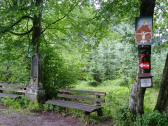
[0,93,20,99]
[0,88,26,94]
[58,93,95,100]
[59,89,106,96]
[57,93,105,104]
[46,100,101,112]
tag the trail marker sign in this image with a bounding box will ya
[139,73,153,88]
[136,17,153,88]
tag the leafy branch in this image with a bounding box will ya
[9,27,33,36]
[41,0,83,34]
[0,15,33,34]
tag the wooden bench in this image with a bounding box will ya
[46,89,106,116]
[0,84,26,99]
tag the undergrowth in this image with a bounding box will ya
[0,79,166,126]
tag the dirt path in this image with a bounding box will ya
[0,105,113,126]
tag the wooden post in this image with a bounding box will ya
[96,95,103,116]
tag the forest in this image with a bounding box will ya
[0,0,168,126]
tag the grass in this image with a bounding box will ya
[74,79,159,125]
[0,79,159,126]
[144,88,158,112]
[75,79,130,93]
[75,79,158,111]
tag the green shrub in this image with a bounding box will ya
[89,81,100,87]
[41,45,80,99]
[16,96,30,109]
[135,111,168,126]
[0,97,43,112]
[26,102,43,112]
[1,98,21,110]
[152,48,167,88]
[115,104,135,126]
[88,41,138,83]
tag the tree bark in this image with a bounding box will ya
[155,54,168,112]
[32,0,42,54]
[26,0,45,103]
[31,0,42,85]
[129,0,155,115]
[140,0,156,17]
[130,79,146,115]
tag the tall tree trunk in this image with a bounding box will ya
[155,54,168,112]
[140,0,156,17]
[32,0,42,54]
[26,0,45,102]
[129,0,155,115]
[31,0,42,84]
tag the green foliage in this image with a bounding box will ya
[99,0,140,24]
[74,80,162,126]
[115,105,135,126]
[152,47,167,87]
[1,98,21,110]
[88,40,138,83]
[41,45,80,98]
[112,106,168,126]
[0,97,43,112]
[0,2,168,125]
[0,35,30,83]
[43,104,58,112]
[135,111,168,126]
[75,80,132,122]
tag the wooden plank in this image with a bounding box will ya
[0,82,26,86]
[0,83,27,90]
[0,82,9,85]
[58,93,95,100]
[0,88,26,94]
[46,100,101,112]
[0,93,20,99]
[57,93,105,104]
[59,89,106,96]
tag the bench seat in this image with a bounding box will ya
[46,99,101,112]
[46,89,106,116]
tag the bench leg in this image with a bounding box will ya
[84,112,90,126]
[85,111,90,116]
[0,85,3,93]
[97,108,103,116]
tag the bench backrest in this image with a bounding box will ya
[58,89,106,106]
[0,84,26,95]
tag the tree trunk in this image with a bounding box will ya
[140,0,156,17]
[31,0,42,84]
[155,54,168,112]
[26,0,45,103]
[130,79,146,115]
[129,0,155,115]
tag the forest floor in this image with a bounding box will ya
[0,104,113,126]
